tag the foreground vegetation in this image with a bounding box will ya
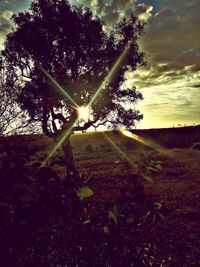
[0,126,200,266]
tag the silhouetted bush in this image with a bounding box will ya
[0,150,165,267]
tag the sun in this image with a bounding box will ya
[78,106,90,121]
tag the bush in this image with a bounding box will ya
[0,152,164,266]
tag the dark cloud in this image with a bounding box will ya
[1,0,199,127]
[135,0,200,89]
[192,85,200,88]
[70,0,152,25]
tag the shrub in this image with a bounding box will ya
[0,151,164,266]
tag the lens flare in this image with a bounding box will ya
[40,65,78,108]
[88,42,131,108]
[103,132,136,169]
[120,129,173,156]
[78,106,90,121]
[120,130,147,146]
[38,39,133,166]
[46,117,80,164]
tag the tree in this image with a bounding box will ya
[0,55,39,137]
[2,0,144,177]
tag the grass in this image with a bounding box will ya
[0,125,200,266]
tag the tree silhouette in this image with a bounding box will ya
[2,0,145,176]
[0,55,39,136]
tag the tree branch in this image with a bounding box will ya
[73,117,99,132]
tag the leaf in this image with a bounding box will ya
[158,212,165,220]
[155,160,162,165]
[154,202,162,210]
[109,210,117,225]
[83,219,91,225]
[149,160,162,170]
[147,166,157,172]
[104,226,110,234]
[155,164,162,170]
[149,160,156,166]
[76,186,93,199]
[144,175,153,185]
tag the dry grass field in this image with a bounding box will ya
[0,126,200,266]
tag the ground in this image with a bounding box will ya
[52,131,200,265]
[0,129,200,266]
[73,137,200,265]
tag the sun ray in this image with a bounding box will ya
[121,129,151,147]
[40,65,79,108]
[40,117,80,169]
[88,42,131,108]
[77,105,90,121]
[120,129,173,157]
[37,40,133,168]
[102,132,136,169]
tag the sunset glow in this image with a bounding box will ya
[1,1,200,128]
[78,106,90,121]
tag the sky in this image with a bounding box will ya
[0,0,200,129]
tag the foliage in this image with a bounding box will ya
[2,0,144,139]
[136,151,162,186]
[76,186,93,199]
[0,147,166,267]
[0,63,38,136]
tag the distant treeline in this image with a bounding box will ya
[132,125,200,148]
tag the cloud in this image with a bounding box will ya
[1,0,199,127]
[0,9,13,48]
[191,84,200,89]
[137,84,200,128]
[4,0,16,4]
[134,3,153,22]
[70,0,152,25]
[133,0,200,89]
[70,0,200,127]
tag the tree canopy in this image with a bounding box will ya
[0,57,39,136]
[1,0,145,137]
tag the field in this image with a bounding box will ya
[0,126,200,266]
[72,128,200,265]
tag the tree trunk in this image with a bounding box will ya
[57,110,80,184]
[62,137,79,183]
